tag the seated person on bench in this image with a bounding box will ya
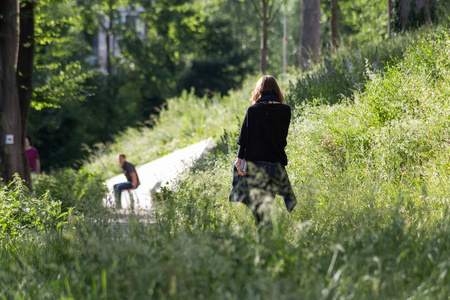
[113,153,140,209]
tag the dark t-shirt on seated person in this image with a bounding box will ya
[122,161,140,188]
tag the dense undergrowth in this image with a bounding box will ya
[2,25,450,298]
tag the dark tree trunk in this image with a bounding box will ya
[299,0,321,70]
[330,0,339,50]
[398,0,436,30]
[105,0,114,140]
[387,0,392,36]
[400,0,409,30]
[0,0,26,183]
[105,28,112,140]
[260,1,268,74]
[17,0,35,188]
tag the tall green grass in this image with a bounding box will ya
[286,27,435,106]
[3,26,450,299]
[146,28,450,297]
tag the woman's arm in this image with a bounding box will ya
[237,111,249,159]
[236,111,249,176]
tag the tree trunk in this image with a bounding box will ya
[330,0,339,50]
[260,1,268,74]
[250,0,280,74]
[387,0,392,36]
[399,0,409,30]
[398,0,435,30]
[0,0,26,183]
[414,0,434,23]
[17,0,35,188]
[105,28,112,140]
[299,0,321,70]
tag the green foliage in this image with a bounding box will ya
[28,98,106,170]
[135,27,450,298]
[6,4,450,299]
[337,0,387,44]
[28,0,99,169]
[83,77,259,176]
[33,62,94,109]
[0,174,69,242]
[31,0,436,170]
[284,28,450,232]
[33,168,107,215]
[286,28,427,106]
[30,0,256,170]
[177,17,251,97]
[436,0,450,26]
[363,30,450,125]
[33,0,95,107]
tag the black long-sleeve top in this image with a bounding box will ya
[237,95,291,166]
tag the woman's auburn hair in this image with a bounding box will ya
[250,75,285,104]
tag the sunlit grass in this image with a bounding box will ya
[3,27,450,299]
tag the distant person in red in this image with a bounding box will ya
[25,138,41,174]
[114,154,140,209]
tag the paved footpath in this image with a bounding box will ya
[103,138,215,214]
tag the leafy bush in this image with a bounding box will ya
[144,28,450,298]
[3,26,450,299]
[286,28,429,106]
[33,168,107,215]
[0,175,69,242]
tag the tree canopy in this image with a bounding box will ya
[1,0,441,174]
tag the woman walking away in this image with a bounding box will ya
[229,75,297,233]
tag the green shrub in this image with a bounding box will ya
[0,174,69,242]
[285,28,432,107]
[33,168,107,215]
[3,26,450,300]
